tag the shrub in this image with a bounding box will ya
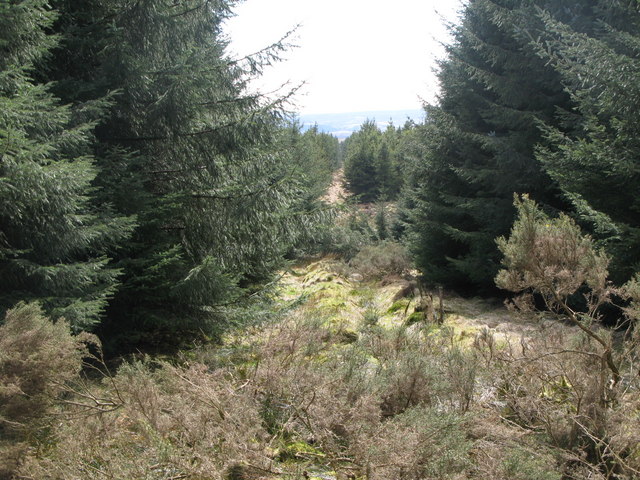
[0,303,88,432]
[473,318,640,477]
[312,209,372,260]
[496,195,626,397]
[501,447,562,480]
[0,302,90,478]
[362,303,381,326]
[349,241,412,280]
[360,406,471,479]
[18,358,272,479]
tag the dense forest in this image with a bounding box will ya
[402,0,640,293]
[0,0,340,350]
[1,0,640,479]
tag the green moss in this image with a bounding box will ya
[276,440,325,462]
[406,311,424,325]
[317,296,347,312]
[278,284,303,297]
[388,299,410,313]
[349,286,375,300]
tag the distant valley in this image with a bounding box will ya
[298,109,425,139]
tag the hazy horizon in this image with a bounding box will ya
[298,108,426,139]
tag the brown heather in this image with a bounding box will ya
[2,242,639,479]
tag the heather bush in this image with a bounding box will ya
[232,311,479,479]
[471,322,640,478]
[490,194,640,477]
[500,447,561,480]
[10,248,639,479]
[0,303,91,478]
[18,359,272,479]
[349,241,412,279]
[339,406,470,480]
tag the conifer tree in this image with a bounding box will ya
[344,119,381,202]
[376,123,404,200]
[404,0,577,291]
[534,2,640,283]
[286,121,340,205]
[43,0,317,344]
[344,120,405,202]
[0,0,132,329]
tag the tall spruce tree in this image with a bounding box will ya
[42,0,315,345]
[534,2,640,283]
[0,0,132,329]
[404,0,579,291]
[286,121,340,205]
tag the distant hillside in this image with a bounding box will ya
[299,109,425,139]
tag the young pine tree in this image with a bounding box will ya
[344,119,382,202]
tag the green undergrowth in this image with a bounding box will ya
[3,257,639,479]
[276,258,412,332]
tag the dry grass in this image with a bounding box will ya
[348,241,412,280]
[3,258,639,479]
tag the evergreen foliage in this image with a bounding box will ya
[403,0,640,293]
[343,120,405,202]
[5,0,640,355]
[0,0,132,330]
[534,2,640,283]
[403,0,578,292]
[286,121,341,205]
[0,0,332,346]
[377,123,404,200]
[344,119,381,202]
[36,0,319,344]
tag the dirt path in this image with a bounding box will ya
[321,169,348,205]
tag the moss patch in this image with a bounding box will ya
[388,298,410,313]
[276,440,326,462]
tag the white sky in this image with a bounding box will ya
[224,0,463,115]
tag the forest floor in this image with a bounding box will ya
[314,169,545,345]
[321,169,348,204]
[277,255,544,345]
[10,176,630,480]
[10,246,625,480]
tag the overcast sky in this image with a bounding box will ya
[224,0,463,115]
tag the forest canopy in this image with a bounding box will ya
[2,1,640,479]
